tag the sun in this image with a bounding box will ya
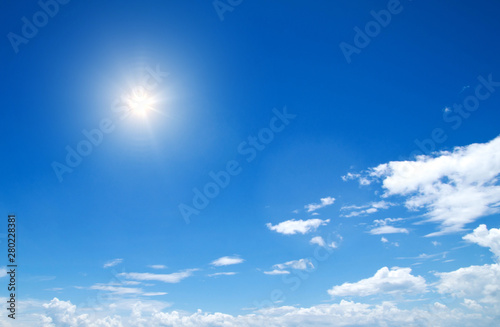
[126,86,155,116]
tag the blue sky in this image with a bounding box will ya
[1,0,500,326]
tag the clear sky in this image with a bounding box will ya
[1,0,500,326]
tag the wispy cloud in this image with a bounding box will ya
[148,265,167,270]
[263,269,290,275]
[103,258,123,269]
[207,272,237,277]
[305,196,335,212]
[274,259,314,271]
[211,256,244,267]
[89,284,142,295]
[118,269,198,283]
[341,201,394,218]
[267,218,330,235]
[369,218,409,235]
[143,292,168,296]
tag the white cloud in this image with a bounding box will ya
[148,265,167,270]
[381,237,389,243]
[369,218,409,235]
[350,136,500,236]
[89,284,142,295]
[103,258,123,268]
[310,236,337,248]
[119,269,197,284]
[143,292,168,296]
[463,224,500,261]
[266,219,330,235]
[211,256,244,266]
[305,196,335,212]
[328,267,426,297]
[208,272,237,277]
[432,241,441,247]
[310,236,326,247]
[36,297,494,327]
[274,259,314,271]
[0,267,6,278]
[341,201,394,218]
[462,298,482,311]
[263,269,290,275]
[370,226,409,235]
[436,263,500,303]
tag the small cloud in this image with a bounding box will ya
[143,292,168,296]
[381,237,389,243]
[263,270,290,275]
[0,267,6,278]
[432,241,441,247]
[148,265,167,270]
[267,219,330,235]
[208,272,237,277]
[443,107,451,113]
[310,236,337,249]
[292,209,299,214]
[119,269,198,284]
[211,256,244,267]
[370,226,409,235]
[274,259,314,271]
[369,218,409,235]
[341,201,394,218]
[310,236,326,247]
[103,258,123,269]
[89,284,142,295]
[305,197,335,212]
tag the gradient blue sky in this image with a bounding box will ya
[1,0,500,326]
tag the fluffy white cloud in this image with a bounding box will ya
[31,297,496,327]
[305,196,335,212]
[211,256,244,266]
[103,258,123,269]
[436,264,500,303]
[462,298,482,311]
[118,269,197,284]
[266,219,330,235]
[463,224,500,260]
[350,136,500,236]
[328,267,426,297]
[42,298,91,326]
